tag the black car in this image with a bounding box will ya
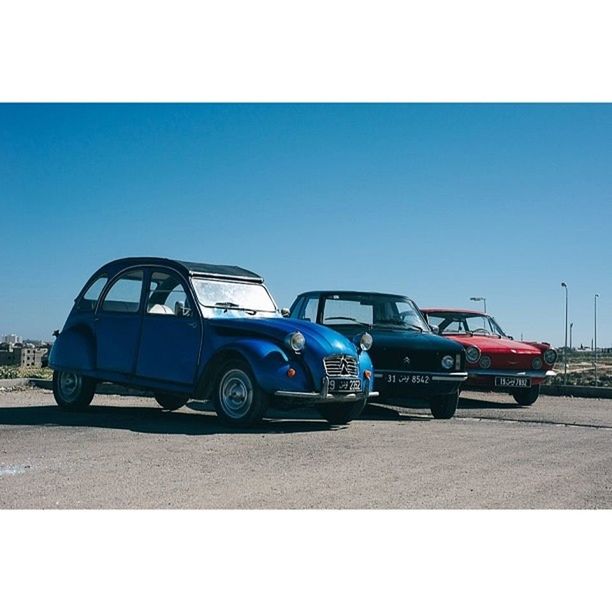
[289,291,468,418]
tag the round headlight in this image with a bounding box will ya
[532,357,543,370]
[285,331,306,352]
[466,346,481,363]
[479,355,492,369]
[544,349,557,365]
[441,355,454,370]
[359,332,373,351]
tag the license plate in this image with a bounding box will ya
[328,378,361,392]
[495,376,531,388]
[384,373,430,385]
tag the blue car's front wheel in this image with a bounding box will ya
[318,398,367,425]
[214,359,268,426]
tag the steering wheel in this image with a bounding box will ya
[471,328,488,334]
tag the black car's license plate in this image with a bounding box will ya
[495,376,531,388]
[384,373,430,385]
[328,378,362,392]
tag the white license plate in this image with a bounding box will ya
[384,373,430,385]
[328,378,361,392]
[495,376,531,388]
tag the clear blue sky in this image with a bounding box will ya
[1,104,610,346]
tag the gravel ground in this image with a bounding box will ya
[1,387,611,509]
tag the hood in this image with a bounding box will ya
[443,334,541,355]
[369,329,465,353]
[210,316,359,357]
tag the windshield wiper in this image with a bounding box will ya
[324,316,371,328]
[210,302,265,316]
[375,321,424,332]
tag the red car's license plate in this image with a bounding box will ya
[495,376,531,388]
[328,378,361,392]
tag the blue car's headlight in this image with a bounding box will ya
[285,331,306,352]
[354,332,373,351]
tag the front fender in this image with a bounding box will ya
[48,326,96,373]
[201,339,317,397]
[357,350,375,391]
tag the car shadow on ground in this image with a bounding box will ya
[0,403,341,436]
[361,402,433,421]
[457,396,526,410]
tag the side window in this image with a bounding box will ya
[101,270,144,313]
[146,271,193,317]
[77,275,108,311]
[299,298,319,322]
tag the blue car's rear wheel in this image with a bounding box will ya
[52,370,96,410]
[214,359,268,426]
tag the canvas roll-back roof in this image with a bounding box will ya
[101,257,263,283]
[177,260,262,282]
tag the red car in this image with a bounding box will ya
[421,308,557,406]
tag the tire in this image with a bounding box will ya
[154,392,189,411]
[52,370,96,410]
[429,392,458,419]
[318,398,367,425]
[512,385,540,406]
[213,359,268,427]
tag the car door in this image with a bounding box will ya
[134,268,202,385]
[95,267,146,375]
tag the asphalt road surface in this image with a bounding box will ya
[1,387,611,508]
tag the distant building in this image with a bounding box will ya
[3,334,23,344]
[0,345,48,367]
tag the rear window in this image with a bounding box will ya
[76,275,108,311]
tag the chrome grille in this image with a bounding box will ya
[323,355,359,377]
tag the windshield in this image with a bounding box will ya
[191,278,279,318]
[320,294,430,332]
[427,312,507,337]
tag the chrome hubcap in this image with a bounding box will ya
[219,369,253,419]
[59,372,82,400]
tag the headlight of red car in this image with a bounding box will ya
[532,357,543,369]
[543,349,557,365]
[466,346,481,363]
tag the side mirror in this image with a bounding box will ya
[175,301,192,317]
[429,324,440,334]
[280,308,290,318]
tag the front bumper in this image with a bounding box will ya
[374,370,468,382]
[274,376,378,403]
[373,369,468,398]
[468,369,556,379]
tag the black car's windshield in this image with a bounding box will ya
[427,312,507,337]
[320,294,429,332]
[192,278,279,319]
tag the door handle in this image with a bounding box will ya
[186,321,198,328]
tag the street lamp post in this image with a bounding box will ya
[569,322,573,350]
[594,293,599,386]
[470,296,487,313]
[561,282,568,385]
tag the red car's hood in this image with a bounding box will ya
[442,334,541,355]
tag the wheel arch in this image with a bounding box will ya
[194,341,289,399]
[49,324,97,373]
